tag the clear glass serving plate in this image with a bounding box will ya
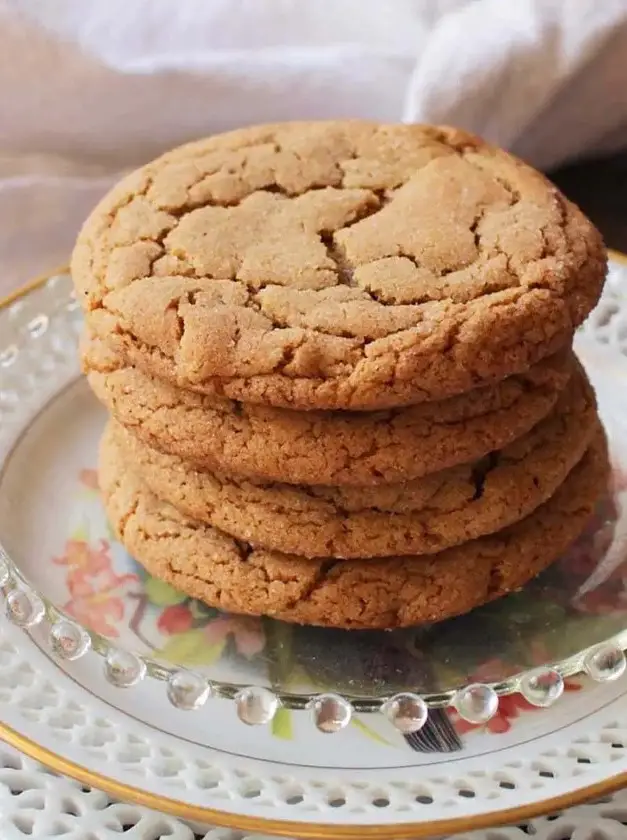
[1,266,627,734]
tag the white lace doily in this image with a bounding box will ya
[0,739,625,840]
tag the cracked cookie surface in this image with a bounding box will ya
[104,362,597,558]
[73,121,606,410]
[99,429,609,629]
[84,331,572,486]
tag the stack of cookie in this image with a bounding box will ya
[72,121,609,630]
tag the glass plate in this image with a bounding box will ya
[1,268,627,732]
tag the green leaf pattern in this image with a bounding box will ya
[145,577,187,607]
[154,629,226,667]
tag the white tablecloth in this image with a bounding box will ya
[2,0,627,296]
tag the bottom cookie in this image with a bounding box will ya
[99,430,609,630]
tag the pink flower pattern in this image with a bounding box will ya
[53,538,139,637]
[157,599,265,658]
[202,615,265,658]
[450,657,582,736]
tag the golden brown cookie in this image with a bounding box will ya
[105,363,597,558]
[84,331,573,486]
[72,121,605,410]
[99,428,609,629]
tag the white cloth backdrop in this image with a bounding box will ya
[1,0,627,295]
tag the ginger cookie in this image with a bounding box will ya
[72,121,606,411]
[105,363,597,558]
[99,429,609,629]
[84,331,572,486]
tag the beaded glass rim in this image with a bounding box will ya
[0,260,627,739]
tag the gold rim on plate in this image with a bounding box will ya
[0,255,626,838]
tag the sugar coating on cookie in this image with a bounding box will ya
[104,361,598,558]
[99,428,609,629]
[73,121,606,410]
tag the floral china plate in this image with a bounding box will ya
[0,258,626,837]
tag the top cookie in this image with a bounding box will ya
[72,121,606,410]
